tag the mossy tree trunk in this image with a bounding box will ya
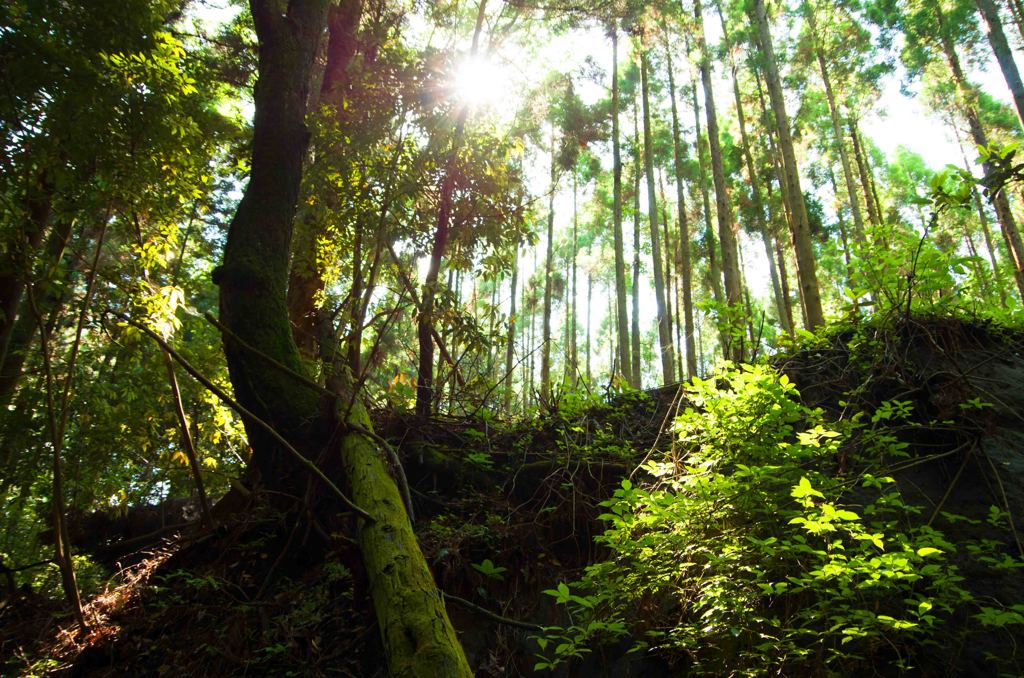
[216,2,470,674]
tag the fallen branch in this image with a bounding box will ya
[443,592,543,632]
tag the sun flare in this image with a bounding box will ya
[452,55,509,109]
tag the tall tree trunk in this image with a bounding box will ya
[804,3,866,241]
[503,252,519,415]
[631,102,643,388]
[688,56,725,309]
[976,0,1024,128]
[217,2,470,674]
[937,3,1024,302]
[696,0,744,362]
[750,0,825,328]
[658,180,677,376]
[541,128,556,401]
[848,115,881,229]
[640,45,675,384]
[415,0,488,417]
[586,268,593,384]
[570,174,579,386]
[715,8,791,335]
[666,41,697,379]
[610,29,632,386]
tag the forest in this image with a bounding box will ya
[3,0,1024,674]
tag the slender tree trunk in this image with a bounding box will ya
[163,352,213,529]
[695,0,744,361]
[658,181,677,375]
[503,252,519,415]
[28,221,106,629]
[541,128,556,401]
[688,57,725,309]
[828,165,854,278]
[749,66,797,332]
[415,0,488,417]
[586,268,592,384]
[610,29,632,386]
[631,102,643,388]
[750,0,825,328]
[976,0,1024,128]
[640,45,675,384]
[804,5,866,241]
[570,175,579,386]
[665,42,697,379]
[663,43,696,383]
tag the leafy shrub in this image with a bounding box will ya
[535,364,969,675]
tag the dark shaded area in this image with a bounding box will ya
[4,316,1024,676]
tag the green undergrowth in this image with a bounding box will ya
[533,318,1024,676]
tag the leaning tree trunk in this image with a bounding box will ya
[976,0,1024,129]
[215,2,470,675]
[750,0,824,329]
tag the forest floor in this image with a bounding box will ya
[3,315,1024,676]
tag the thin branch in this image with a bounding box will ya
[120,314,372,523]
[442,592,543,632]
